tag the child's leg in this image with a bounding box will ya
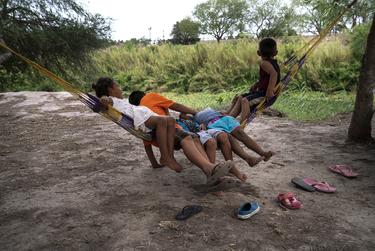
[165,117,176,157]
[194,137,209,161]
[204,138,217,164]
[231,127,274,161]
[216,132,247,182]
[228,95,243,118]
[144,116,183,172]
[228,134,264,166]
[226,95,240,115]
[240,97,250,124]
[180,136,216,177]
[216,132,232,160]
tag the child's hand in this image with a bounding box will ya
[266,90,274,100]
[99,96,112,108]
[199,123,207,131]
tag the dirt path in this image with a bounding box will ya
[0,92,374,251]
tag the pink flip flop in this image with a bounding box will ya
[277,192,302,210]
[303,178,336,193]
[329,165,358,178]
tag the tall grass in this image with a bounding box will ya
[91,36,357,94]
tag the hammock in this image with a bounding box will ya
[240,0,358,128]
[0,43,152,141]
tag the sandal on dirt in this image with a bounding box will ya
[206,161,234,186]
[303,178,336,193]
[237,202,260,220]
[175,205,203,220]
[329,164,358,178]
[291,177,316,192]
[277,192,302,210]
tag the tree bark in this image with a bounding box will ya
[0,38,12,64]
[348,15,375,142]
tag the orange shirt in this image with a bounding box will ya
[141,93,179,147]
[140,93,175,116]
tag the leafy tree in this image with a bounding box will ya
[246,0,299,38]
[0,0,111,73]
[193,0,248,42]
[294,0,375,34]
[170,18,200,45]
[348,14,374,142]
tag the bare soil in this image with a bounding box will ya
[0,92,374,251]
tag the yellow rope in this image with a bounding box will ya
[0,42,151,141]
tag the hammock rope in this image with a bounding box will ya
[0,42,152,141]
[240,0,358,128]
[0,0,357,135]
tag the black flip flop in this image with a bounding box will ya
[175,205,203,220]
[291,177,316,192]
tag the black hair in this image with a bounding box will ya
[129,90,146,106]
[259,38,277,58]
[92,77,114,97]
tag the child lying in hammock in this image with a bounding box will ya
[92,77,234,186]
[92,77,182,172]
[194,108,274,161]
[227,37,280,124]
[177,114,264,166]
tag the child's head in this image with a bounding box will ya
[129,90,146,106]
[258,38,277,58]
[92,77,123,99]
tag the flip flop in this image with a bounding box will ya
[237,202,260,220]
[291,177,316,192]
[206,161,234,186]
[277,192,302,210]
[303,178,336,193]
[175,205,203,220]
[329,165,358,178]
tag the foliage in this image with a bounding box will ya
[0,0,111,79]
[246,0,299,38]
[293,0,375,34]
[193,0,248,42]
[88,36,359,94]
[350,23,371,61]
[170,18,200,45]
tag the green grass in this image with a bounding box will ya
[272,91,356,121]
[163,91,358,122]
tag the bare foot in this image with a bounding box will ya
[160,158,183,173]
[231,167,248,182]
[246,156,265,167]
[263,151,274,161]
[151,163,165,169]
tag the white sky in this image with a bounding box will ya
[80,0,207,41]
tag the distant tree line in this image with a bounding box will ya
[168,0,375,44]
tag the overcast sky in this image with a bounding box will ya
[80,0,207,41]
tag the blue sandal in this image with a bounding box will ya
[237,202,260,220]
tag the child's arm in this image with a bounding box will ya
[170,103,197,115]
[144,145,164,168]
[260,61,278,99]
[99,96,113,108]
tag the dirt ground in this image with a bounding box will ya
[0,91,374,251]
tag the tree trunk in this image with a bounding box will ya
[348,15,375,142]
[0,38,12,64]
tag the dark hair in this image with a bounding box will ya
[92,77,114,97]
[259,38,277,58]
[129,90,146,106]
